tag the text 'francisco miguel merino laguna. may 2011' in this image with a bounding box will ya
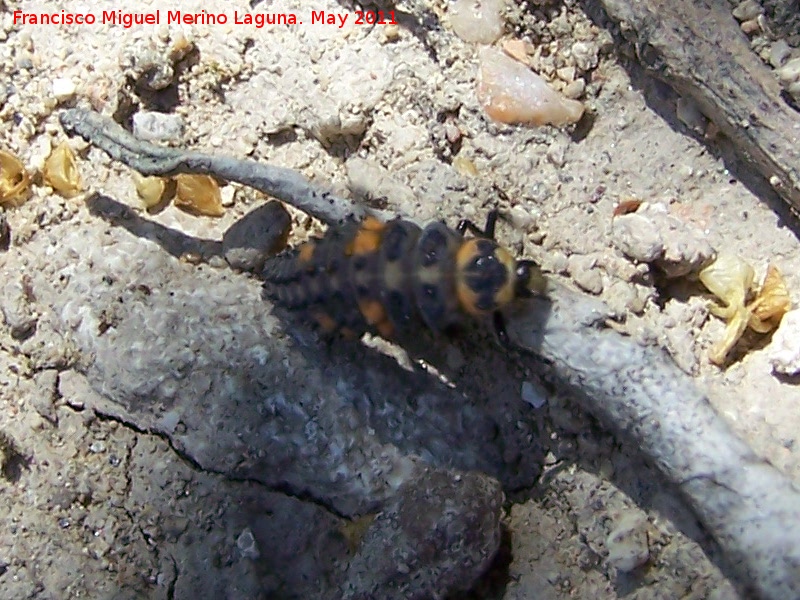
[11,9,400,28]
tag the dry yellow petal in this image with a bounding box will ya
[44,142,82,197]
[748,264,790,324]
[709,305,750,365]
[699,254,754,319]
[0,149,32,207]
[174,174,224,217]
[132,172,170,209]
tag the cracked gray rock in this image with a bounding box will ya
[8,205,543,598]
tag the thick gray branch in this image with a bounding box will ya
[598,0,800,214]
[508,283,800,600]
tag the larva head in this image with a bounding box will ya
[455,239,543,315]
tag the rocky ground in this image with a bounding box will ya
[1,0,799,598]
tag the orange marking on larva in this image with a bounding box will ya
[376,319,395,338]
[346,217,385,256]
[298,242,316,264]
[455,240,484,315]
[358,299,387,325]
[491,247,516,305]
[455,239,482,269]
[312,311,338,333]
[456,282,482,315]
[339,327,360,340]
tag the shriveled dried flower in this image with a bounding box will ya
[43,142,82,197]
[0,149,32,207]
[132,172,171,210]
[700,254,790,365]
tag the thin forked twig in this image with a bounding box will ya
[59,108,367,225]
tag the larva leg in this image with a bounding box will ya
[492,310,511,348]
[456,209,498,239]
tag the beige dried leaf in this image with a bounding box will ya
[701,256,792,365]
[699,254,754,320]
[748,264,790,325]
[0,149,31,207]
[44,142,82,197]
[708,305,750,366]
[174,174,224,217]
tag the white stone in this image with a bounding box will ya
[606,513,650,572]
[449,0,506,44]
[52,77,77,102]
[477,48,584,127]
[521,381,547,408]
[769,310,800,376]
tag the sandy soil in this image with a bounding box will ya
[1,0,798,598]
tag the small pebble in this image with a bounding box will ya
[769,40,792,69]
[604,280,638,316]
[740,18,761,34]
[449,0,506,44]
[521,380,547,408]
[769,310,800,376]
[562,79,586,99]
[573,269,604,295]
[777,58,800,102]
[568,254,603,295]
[223,201,292,273]
[612,205,713,278]
[236,527,260,559]
[132,111,184,142]
[15,54,34,70]
[570,41,599,72]
[556,66,575,83]
[477,48,584,127]
[1,287,37,340]
[543,252,569,275]
[606,512,650,572]
[52,78,77,102]
[31,369,59,425]
[612,214,664,263]
[732,0,762,22]
[220,185,236,207]
[381,24,401,43]
[508,205,534,230]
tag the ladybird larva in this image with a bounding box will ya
[261,211,542,341]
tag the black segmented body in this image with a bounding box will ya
[261,215,534,340]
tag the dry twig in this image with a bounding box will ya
[508,284,800,600]
[59,108,366,224]
[598,0,800,215]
